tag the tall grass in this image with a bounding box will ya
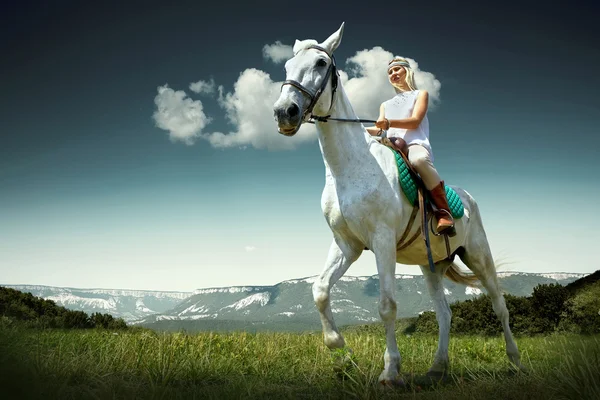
[0,321,598,399]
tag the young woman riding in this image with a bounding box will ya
[366,57,454,234]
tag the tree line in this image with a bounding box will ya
[413,271,600,336]
[0,286,128,330]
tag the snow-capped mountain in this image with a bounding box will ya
[3,271,587,330]
[132,271,588,332]
[2,285,192,322]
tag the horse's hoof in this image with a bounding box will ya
[332,348,355,377]
[379,378,406,389]
[425,370,447,378]
[509,363,529,375]
[425,370,449,383]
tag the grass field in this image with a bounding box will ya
[1,321,599,400]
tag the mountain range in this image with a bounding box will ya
[1,284,191,322]
[3,271,587,332]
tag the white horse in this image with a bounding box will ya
[273,23,524,386]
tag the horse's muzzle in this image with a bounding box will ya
[278,125,300,136]
[274,103,302,136]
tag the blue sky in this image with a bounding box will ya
[1,1,599,291]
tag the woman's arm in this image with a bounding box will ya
[376,91,429,130]
[367,103,386,136]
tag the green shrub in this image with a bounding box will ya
[0,286,127,331]
[560,281,600,334]
[411,273,600,336]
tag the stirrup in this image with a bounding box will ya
[431,209,456,237]
[438,225,456,237]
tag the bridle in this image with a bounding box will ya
[279,45,376,135]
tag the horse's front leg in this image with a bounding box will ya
[420,263,452,378]
[372,232,404,387]
[312,238,361,350]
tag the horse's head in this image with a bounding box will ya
[273,23,345,136]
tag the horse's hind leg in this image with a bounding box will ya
[312,238,361,350]
[460,209,524,370]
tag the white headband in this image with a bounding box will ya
[388,60,410,71]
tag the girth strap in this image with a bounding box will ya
[419,189,436,272]
[396,206,420,251]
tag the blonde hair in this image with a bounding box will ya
[387,57,417,93]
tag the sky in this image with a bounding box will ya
[1,0,599,292]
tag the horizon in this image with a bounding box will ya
[2,270,591,293]
[2,0,598,292]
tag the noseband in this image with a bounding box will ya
[279,45,339,134]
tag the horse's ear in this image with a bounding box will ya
[292,39,302,55]
[321,22,345,55]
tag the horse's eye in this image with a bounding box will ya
[316,59,327,68]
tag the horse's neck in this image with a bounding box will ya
[317,87,373,180]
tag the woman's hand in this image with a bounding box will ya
[375,118,390,130]
[366,127,383,136]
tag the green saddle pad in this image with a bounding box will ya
[390,148,464,219]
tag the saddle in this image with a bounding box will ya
[372,136,454,271]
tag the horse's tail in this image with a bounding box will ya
[444,262,481,288]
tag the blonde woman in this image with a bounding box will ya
[367,57,454,234]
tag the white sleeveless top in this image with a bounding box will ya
[383,90,433,159]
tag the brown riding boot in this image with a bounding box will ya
[429,181,455,234]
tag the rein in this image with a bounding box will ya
[307,116,377,124]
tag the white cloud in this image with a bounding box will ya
[205,68,316,150]
[342,46,442,119]
[152,85,211,145]
[189,79,216,94]
[407,59,442,107]
[245,246,256,252]
[340,46,397,121]
[153,45,442,150]
[262,41,293,63]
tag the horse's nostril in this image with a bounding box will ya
[287,103,299,118]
